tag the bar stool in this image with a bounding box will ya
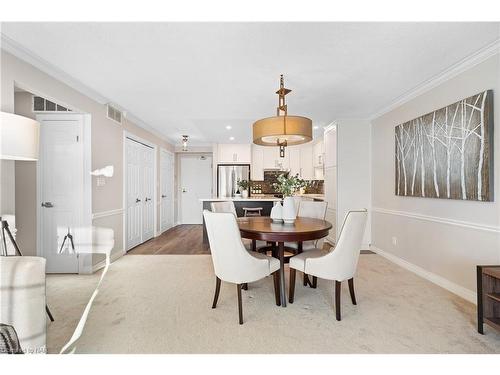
[242,207,263,217]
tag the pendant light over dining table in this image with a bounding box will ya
[253,75,312,157]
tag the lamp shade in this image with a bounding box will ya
[0,111,40,161]
[253,115,312,146]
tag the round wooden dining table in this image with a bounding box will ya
[237,216,332,307]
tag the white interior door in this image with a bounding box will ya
[38,114,84,273]
[125,138,155,250]
[141,145,155,241]
[160,150,174,232]
[180,155,212,224]
[126,139,142,249]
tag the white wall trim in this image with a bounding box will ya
[92,208,124,220]
[91,249,126,273]
[372,207,500,233]
[371,245,476,304]
[370,38,500,120]
[1,33,174,147]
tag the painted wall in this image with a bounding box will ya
[0,160,15,215]
[1,50,174,268]
[336,119,371,246]
[371,54,500,300]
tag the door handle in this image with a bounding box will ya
[145,197,151,202]
[136,198,141,203]
[182,188,187,193]
[41,201,54,208]
[161,194,167,198]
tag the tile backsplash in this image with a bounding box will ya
[250,175,324,195]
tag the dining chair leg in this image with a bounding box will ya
[334,280,341,321]
[273,271,281,306]
[289,268,296,303]
[278,242,287,307]
[212,277,221,309]
[348,278,357,305]
[237,284,243,324]
[312,276,318,289]
[242,283,248,290]
[303,273,312,287]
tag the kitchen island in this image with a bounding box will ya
[200,197,281,243]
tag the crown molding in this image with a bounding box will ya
[1,33,174,146]
[370,38,500,120]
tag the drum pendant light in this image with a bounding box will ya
[253,75,312,157]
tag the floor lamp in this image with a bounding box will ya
[0,111,54,322]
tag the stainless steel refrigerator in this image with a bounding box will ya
[217,164,250,198]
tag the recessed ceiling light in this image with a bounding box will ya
[225,125,232,130]
[229,136,235,141]
[313,126,319,130]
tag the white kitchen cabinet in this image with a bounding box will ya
[250,141,320,181]
[325,207,337,244]
[287,146,301,177]
[262,146,286,169]
[217,143,251,164]
[313,139,324,168]
[251,145,264,180]
[324,167,337,207]
[299,144,314,179]
[324,127,337,168]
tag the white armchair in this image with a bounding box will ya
[0,256,47,353]
[203,210,280,324]
[289,209,368,321]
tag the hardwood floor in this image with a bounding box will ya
[128,225,210,255]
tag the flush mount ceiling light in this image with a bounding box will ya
[253,74,312,157]
[182,135,189,151]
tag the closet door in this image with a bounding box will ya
[126,139,142,250]
[142,145,155,242]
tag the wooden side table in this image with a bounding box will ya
[477,265,500,334]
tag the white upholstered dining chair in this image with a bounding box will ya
[285,200,328,251]
[210,201,237,216]
[203,210,281,324]
[210,201,266,251]
[284,201,328,287]
[288,209,368,321]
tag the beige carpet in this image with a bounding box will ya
[46,254,500,353]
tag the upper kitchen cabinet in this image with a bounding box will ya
[262,146,286,169]
[287,146,301,176]
[251,145,264,180]
[217,143,251,164]
[324,127,337,168]
[299,143,314,179]
[313,139,324,168]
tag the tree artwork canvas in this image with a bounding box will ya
[395,90,494,201]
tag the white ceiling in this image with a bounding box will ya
[2,22,499,145]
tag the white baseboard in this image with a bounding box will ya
[91,249,125,273]
[370,245,476,304]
